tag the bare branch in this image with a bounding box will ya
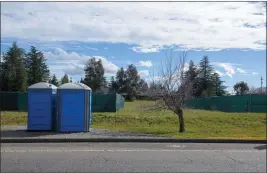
[148,48,193,132]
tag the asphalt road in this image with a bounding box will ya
[1,143,266,172]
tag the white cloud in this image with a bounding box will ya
[215,63,236,77]
[236,67,246,74]
[1,42,10,46]
[62,65,84,76]
[0,54,3,62]
[44,48,118,77]
[2,2,266,51]
[132,44,162,53]
[145,75,162,85]
[213,62,258,77]
[86,47,98,51]
[252,72,259,75]
[139,70,150,77]
[183,62,189,72]
[137,60,153,67]
[205,48,223,51]
[215,70,225,77]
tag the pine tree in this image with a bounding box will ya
[115,67,127,93]
[25,46,50,86]
[84,57,105,92]
[184,60,198,97]
[103,77,108,87]
[96,59,105,86]
[49,74,59,86]
[60,74,69,84]
[212,72,227,96]
[0,53,6,90]
[196,56,214,97]
[80,77,84,83]
[138,79,149,94]
[125,64,140,100]
[1,42,27,91]
[185,60,198,81]
[109,76,118,93]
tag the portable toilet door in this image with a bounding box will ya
[27,82,57,131]
[57,83,91,132]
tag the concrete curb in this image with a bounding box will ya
[1,138,266,144]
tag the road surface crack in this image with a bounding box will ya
[220,150,244,164]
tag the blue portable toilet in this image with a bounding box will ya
[27,82,57,131]
[57,83,92,132]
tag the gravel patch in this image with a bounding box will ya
[1,126,172,140]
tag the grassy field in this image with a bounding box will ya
[1,100,266,139]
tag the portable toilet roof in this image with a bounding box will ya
[28,82,57,89]
[58,83,91,90]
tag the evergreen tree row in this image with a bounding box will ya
[1,42,228,98]
[108,65,148,100]
[184,56,228,98]
[1,42,72,91]
[1,42,51,91]
[81,58,148,100]
[82,55,228,99]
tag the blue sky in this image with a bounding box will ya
[1,2,266,93]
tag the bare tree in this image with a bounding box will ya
[147,67,163,100]
[248,87,267,95]
[149,49,193,133]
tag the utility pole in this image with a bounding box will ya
[261,76,263,94]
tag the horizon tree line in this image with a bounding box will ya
[1,42,263,97]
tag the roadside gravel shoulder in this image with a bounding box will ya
[1,126,266,144]
[0,125,172,139]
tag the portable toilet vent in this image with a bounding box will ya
[57,83,92,132]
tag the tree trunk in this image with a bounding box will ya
[177,109,185,133]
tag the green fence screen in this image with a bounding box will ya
[184,94,266,113]
[92,93,125,112]
[2,91,264,113]
[1,92,124,112]
[116,93,125,111]
[0,92,28,111]
[17,93,28,111]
